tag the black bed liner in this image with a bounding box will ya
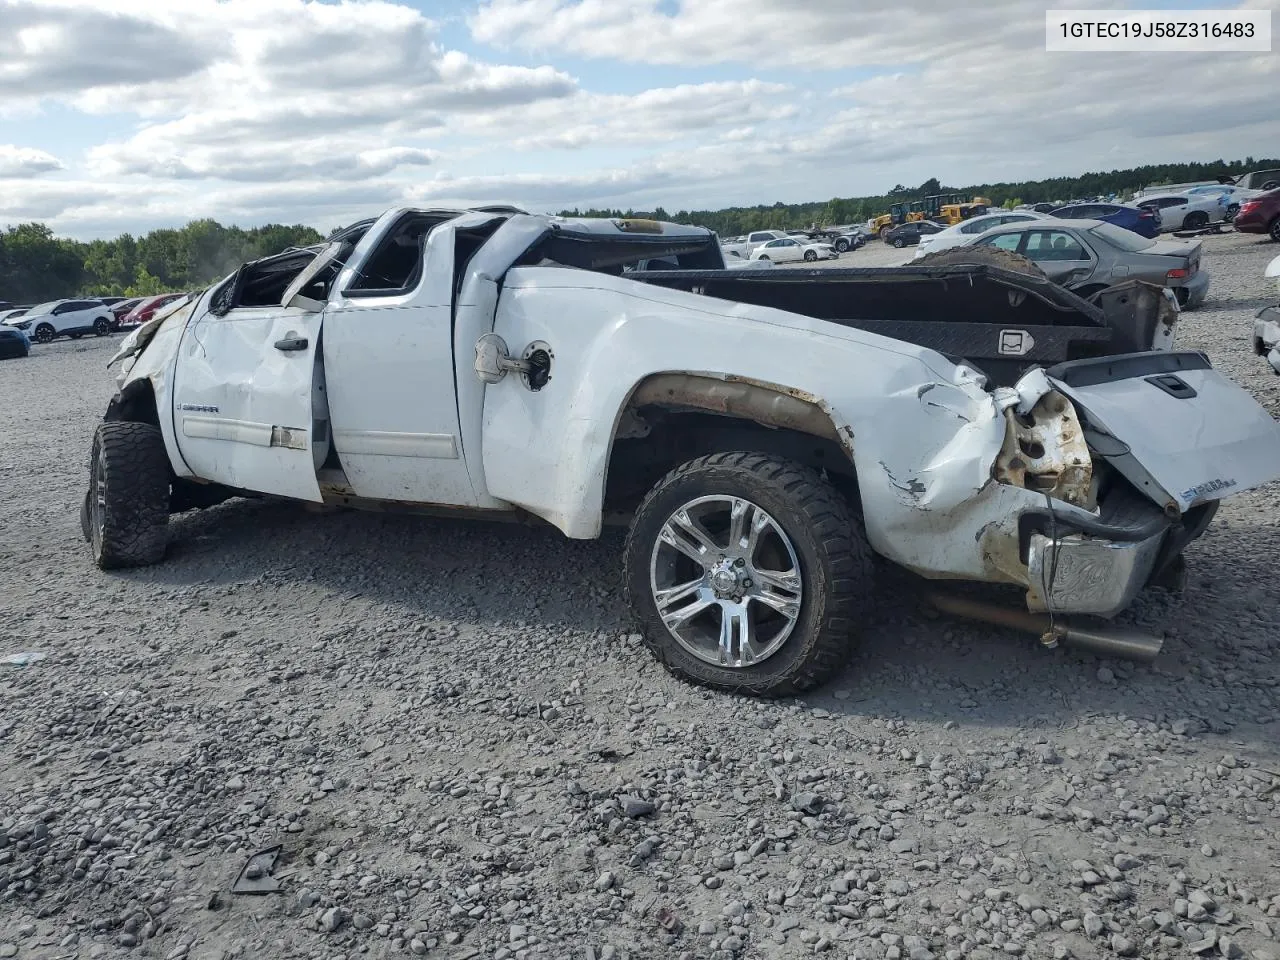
[632,263,1162,386]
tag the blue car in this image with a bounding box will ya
[1049,201,1161,238]
[0,323,30,359]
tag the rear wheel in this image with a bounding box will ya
[85,422,171,569]
[33,323,55,344]
[1269,217,1280,243]
[1183,211,1210,230]
[892,237,906,248]
[93,317,110,336]
[914,244,1048,279]
[624,452,872,697]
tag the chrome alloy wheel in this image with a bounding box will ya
[649,495,803,668]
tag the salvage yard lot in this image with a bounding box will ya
[2,233,1280,960]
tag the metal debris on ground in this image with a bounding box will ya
[231,844,283,894]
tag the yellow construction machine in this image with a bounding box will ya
[871,200,927,239]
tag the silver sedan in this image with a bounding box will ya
[963,218,1211,309]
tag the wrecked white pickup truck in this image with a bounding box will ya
[87,208,1280,695]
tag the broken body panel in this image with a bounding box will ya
[109,209,1280,620]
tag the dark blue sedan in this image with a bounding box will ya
[1049,201,1161,238]
[0,324,31,359]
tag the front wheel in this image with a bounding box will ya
[803,250,818,262]
[834,238,849,253]
[757,255,770,262]
[34,323,55,344]
[93,317,110,336]
[85,422,171,569]
[624,452,872,697]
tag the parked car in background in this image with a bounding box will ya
[1235,168,1280,192]
[1233,188,1280,243]
[749,236,838,262]
[98,296,127,307]
[4,299,115,343]
[1182,184,1261,218]
[0,322,30,359]
[883,219,945,248]
[1049,202,1160,238]
[721,229,792,259]
[1135,192,1228,231]
[109,297,144,330]
[824,226,867,253]
[1253,253,1280,374]
[120,293,187,329]
[913,210,1051,259]
[954,219,1210,308]
[718,249,776,269]
[0,306,32,324]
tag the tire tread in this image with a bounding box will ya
[91,422,171,570]
[624,452,873,697]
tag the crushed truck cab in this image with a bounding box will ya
[89,208,1280,696]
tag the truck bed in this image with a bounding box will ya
[631,263,1168,385]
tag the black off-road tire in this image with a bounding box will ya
[623,452,873,697]
[34,323,55,343]
[86,422,171,569]
[914,244,1048,279]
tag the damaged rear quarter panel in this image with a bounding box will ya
[479,269,1097,585]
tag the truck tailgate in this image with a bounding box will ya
[1048,352,1280,514]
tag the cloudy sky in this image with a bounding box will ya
[1,0,1276,239]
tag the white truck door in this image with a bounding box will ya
[172,292,325,502]
[320,211,494,505]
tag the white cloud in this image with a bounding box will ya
[0,145,65,177]
[468,0,1097,68]
[1,0,1277,238]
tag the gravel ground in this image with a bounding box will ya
[2,232,1279,960]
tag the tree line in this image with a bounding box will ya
[4,156,1275,304]
[561,156,1279,237]
[0,219,324,305]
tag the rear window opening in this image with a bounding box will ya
[346,213,465,297]
[514,234,724,274]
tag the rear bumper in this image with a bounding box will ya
[1025,499,1217,617]
[1179,269,1211,307]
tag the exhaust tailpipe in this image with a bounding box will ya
[927,593,1164,663]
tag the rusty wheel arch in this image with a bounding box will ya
[621,372,854,452]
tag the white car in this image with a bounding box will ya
[749,236,838,263]
[913,210,1052,259]
[6,299,115,343]
[1182,184,1262,217]
[1254,253,1280,375]
[1135,192,1228,232]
